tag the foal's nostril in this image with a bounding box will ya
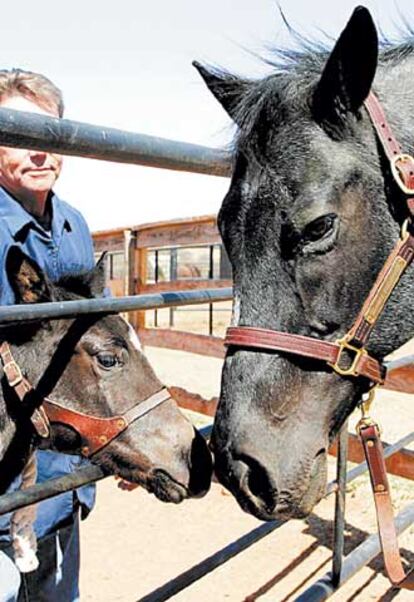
[237,454,278,513]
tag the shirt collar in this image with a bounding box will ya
[50,194,72,239]
[0,187,35,238]
[0,187,71,240]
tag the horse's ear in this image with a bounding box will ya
[6,246,53,304]
[312,6,378,135]
[193,61,250,124]
[88,252,107,298]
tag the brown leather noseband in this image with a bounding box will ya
[224,92,414,589]
[0,341,171,457]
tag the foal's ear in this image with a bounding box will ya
[193,61,251,124]
[6,246,53,304]
[312,6,378,135]
[87,252,107,298]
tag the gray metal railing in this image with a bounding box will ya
[0,288,233,324]
[0,107,232,176]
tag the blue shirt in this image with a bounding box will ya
[0,186,96,541]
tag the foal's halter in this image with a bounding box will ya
[225,92,414,589]
[0,341,171,457]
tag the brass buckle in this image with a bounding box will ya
[356,387,381,435]
[400,218,411,240]
[4,360,23,387]
[390,154,414,195]
[329,337,367,377]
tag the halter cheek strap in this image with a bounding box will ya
[0,341,171,457]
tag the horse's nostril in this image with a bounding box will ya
[310,448,327,480]
[237,454,278,513]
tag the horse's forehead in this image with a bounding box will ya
[83,316,144,355]
[84,314,129,343]
[238,123,358,207]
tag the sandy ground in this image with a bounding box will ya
[79,347,414,602]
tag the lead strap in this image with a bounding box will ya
[359,422,414,589]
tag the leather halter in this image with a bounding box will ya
[0,341,171,457]
[224,91,414,589]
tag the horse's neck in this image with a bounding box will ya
[0,383,33,492]
[0,369,16,462]
[0,409,15,464]
[0,340,38,489]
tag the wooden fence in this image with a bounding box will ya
[93,214,231,356]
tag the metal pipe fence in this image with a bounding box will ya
[0,287,233,324]
[0,107,232,177]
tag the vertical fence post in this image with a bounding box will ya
[135,237,148,330]
[123,229,134,322]
[169,248,178,328]
[332,421,349,587]
[154,249,159,327]
[208,245,214,335]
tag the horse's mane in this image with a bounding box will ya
[214,22,414,160]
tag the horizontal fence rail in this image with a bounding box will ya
[0,464,107,517]
[0,288,233,323]
[0,108,232,177]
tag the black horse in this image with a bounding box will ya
[195,6,414,520]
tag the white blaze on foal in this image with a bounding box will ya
[115,319,142,492]
[126,320,142,351]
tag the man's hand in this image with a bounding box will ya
[114,476,140,491]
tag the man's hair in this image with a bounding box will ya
[0,68,64,117]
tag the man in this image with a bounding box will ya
[0,69,96,601]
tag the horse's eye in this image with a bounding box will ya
[303,214,337,243]
[96,352,118,369]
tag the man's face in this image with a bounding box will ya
[0,96,63,199]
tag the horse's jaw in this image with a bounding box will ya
[90,412,213,504]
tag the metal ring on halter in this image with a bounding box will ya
[400,218,412,240]
[328,336,367,377]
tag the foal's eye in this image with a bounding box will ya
[96,352,119,369]
[303,214,336,243]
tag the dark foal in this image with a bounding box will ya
[0,246,212,502]
[196,6,414,520]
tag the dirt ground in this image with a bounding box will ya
[79,346,414,602]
